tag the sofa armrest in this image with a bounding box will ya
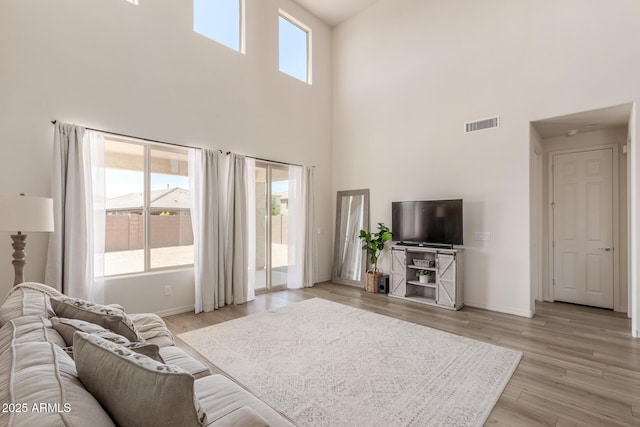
[128,313,175,347]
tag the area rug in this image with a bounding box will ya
[179,298,522,427]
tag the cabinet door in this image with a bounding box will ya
[391,249,405,274]
[390,249,406,297]
[436,254,456,308]
[390,273,406,297]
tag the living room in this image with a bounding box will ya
[1,0,640,425]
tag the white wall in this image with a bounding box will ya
[0,0,333,312]
[332,0,640,317]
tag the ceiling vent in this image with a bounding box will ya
[464,116,499,134]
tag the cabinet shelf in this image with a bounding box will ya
[407,280,436,288]
[407,265,436,271]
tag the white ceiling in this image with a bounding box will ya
[293,0,380,26]
[532,104,632,139]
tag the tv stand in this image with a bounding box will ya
[389,245,464,310]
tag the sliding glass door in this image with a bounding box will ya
[254,162,290,292]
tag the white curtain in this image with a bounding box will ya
[190,151,252,312]
[224,154,251,305]
[287,165,304,289]
[286,165,315,289]
[45,122,106,302]
[245,158,256,301]
[302,166,315,288]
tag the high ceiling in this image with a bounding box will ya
[293,0,380,26]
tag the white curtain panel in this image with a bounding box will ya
[303,166,316,288]
[287,165,304,289]
[189,148,227,313]
[245,158,256,301]
[225,154,251,304]
[45,122,105,302]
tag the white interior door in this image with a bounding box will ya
[552,148,614,309]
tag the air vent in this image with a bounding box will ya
[464,116,499,134]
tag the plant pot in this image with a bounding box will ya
[365,271,381,293]
[419,275,428,284]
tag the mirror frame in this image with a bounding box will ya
[332,189,370,287]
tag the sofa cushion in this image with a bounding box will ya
[129,312,175,347]
[0,315,66,355]
[51,317,162,362]
[51,297,141,342]
[158,345,211,378]
[74,332,207,427]
[0,341,114,426]
[0,282,62,327]
[195,375,295,427]
[207,406,269,427]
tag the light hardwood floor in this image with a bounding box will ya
[164,282,640,426]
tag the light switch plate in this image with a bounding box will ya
[475,232,491,241]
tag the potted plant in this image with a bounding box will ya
[359,223,392,293]
[416,269,432,284]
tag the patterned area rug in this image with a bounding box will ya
[179,298,522,427]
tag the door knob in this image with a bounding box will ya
[597,247,612,252]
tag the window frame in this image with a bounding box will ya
[104,136,193,277]
[278,9,312,84]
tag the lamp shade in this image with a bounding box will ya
[0,194,54,233]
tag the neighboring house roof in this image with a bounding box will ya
[107,188,190,211]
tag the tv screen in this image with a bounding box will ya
[392,199,463,246]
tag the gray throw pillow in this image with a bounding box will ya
[73,332,207,427]
[51,297,141,342]
[51,317,163,362]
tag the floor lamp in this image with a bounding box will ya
[0,194,54,286]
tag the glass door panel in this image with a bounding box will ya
[254,163,289,291]
[270,166,289,288]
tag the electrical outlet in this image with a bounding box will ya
[474,232,491,241]
[164,285,172,296]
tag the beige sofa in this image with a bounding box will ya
[0,282,295,427]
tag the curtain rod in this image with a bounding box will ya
[51,120,309,167]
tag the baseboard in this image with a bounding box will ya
[155,305,194,317]
[464,300,534,318]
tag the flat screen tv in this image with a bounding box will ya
[392,199,463,247]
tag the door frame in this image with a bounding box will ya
[547,144,621,310]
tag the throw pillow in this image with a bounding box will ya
[73,332,207,427]
[51,317,163,362]
[51,317,129,346]
[50,297,141,342]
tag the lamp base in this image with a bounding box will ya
[10,232,26,286]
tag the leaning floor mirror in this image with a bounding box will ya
[332,189,370,287]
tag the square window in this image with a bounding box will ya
[194,0,243,52]
[279,12,310,83]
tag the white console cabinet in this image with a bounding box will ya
[389,245,464,310]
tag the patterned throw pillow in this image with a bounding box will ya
[74,332,207,427]
[51,297,141,342]
[51,317,129,346]
[51,317,163,362]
